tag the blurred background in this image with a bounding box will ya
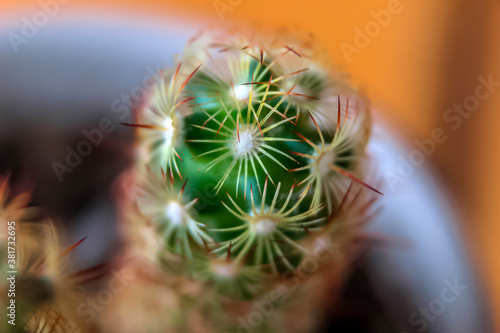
[1,0,499,332]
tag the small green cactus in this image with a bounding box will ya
[119,28,381,332]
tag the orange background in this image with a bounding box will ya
[2,0,500,328]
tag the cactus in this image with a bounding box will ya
[0,175,90,333]
[112,28,382,333]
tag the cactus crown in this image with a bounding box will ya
[126,29,380,299]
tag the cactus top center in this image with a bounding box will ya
[233,85,250,101]
[232,125,261,158]
[317,149,336,176]
[165,201,185,225]
[162,117,175,145]
[212,261,238,278]
[252,218,276,235]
